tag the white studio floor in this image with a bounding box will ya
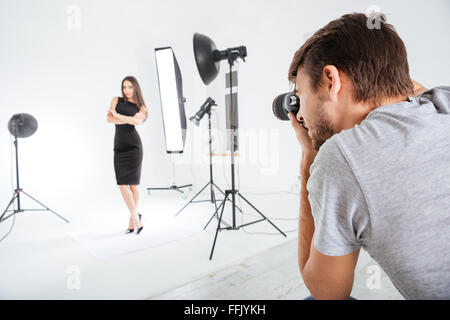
[0,186,403,300]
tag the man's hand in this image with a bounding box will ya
[288,112,317,162]
[289,110,317,277]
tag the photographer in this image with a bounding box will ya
[287,13,450,299]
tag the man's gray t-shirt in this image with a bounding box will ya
[306,86,450,300]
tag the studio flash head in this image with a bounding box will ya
[272,92,300,121]
[189,97,217,126]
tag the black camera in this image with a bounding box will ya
[272,92,300,121]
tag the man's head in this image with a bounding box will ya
[288,13,414,151]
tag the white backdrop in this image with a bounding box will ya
[0,0,449,220]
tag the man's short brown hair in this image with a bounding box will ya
[288,13,414,107]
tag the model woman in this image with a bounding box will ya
[107,76,148,234]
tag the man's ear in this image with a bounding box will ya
[322,65,341,101]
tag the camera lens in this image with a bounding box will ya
[272,92,300,121]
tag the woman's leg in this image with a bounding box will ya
[130,185,139,211]
[119,185,142,229]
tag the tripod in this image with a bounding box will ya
[208,58,286,260]
[0,136,69,225]
[147,160,192,199]
[175,109,237,229]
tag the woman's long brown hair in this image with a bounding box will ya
[121,76,148,121]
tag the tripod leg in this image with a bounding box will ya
[205,188,231,229]
[0,193,18,223]
[212,182,243,213]
[178,184,193,189]
[204,196,226,230]
[209,195,228,260]
[20,190,69,223]
[175,182,211,217]
[211,188,218,213]
[173,187,184,194]
[227,198,243,213]
[237,192,286,237]
[212,182,226,196]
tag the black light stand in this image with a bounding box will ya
[207,57,286,260]
[147,161,192,198]
[0,136,69,225]
[175,99,239,229]
[192,33,286,260]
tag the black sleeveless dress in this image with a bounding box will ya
[113,98,143,185]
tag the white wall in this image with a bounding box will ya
[0,0,449,218]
